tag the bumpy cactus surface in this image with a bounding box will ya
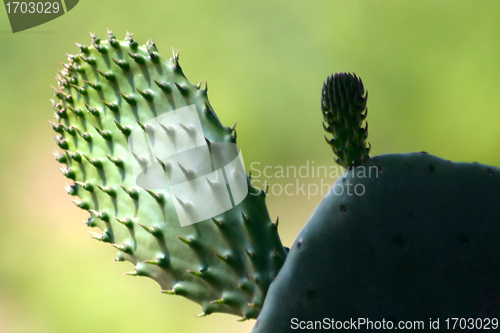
[51,32,500,332]
[50,30,287,320]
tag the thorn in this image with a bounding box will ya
[210,298,225,305]
[136,120,148,132]
[148,48,160,63]
[177,162,193,178]
[187,269,203,278]
[54,135,68,149]
[160,288,176,295]
[177,236,192,245]
[241,211,249,223]
[155,157,168,172]
[159,123,174,136]
[245,248,254,259]
[93,43,107,54]
[54,151,67,164]
[144,189,165,205]
[75,43,89,53]
[85,103,101,117]
[101,99,119,112]
[79,55,96,65]
[65,183,78,196]
[154,80,172,93]
[130,151,149,167]
[125,31,133,41]
[174,195,189,208]
[143,258,160,265]
[94,126,112,140]
[135,88,154,101]
[206,177,215,187]
[128,36,139,49]
[77,180,94,192]
[97,69,115,81]
[67,106,84,117]
[203,100,211,113]
[95,184,117,197]
[71,151,83,163]
[114,120,132,136]
[72,199,89,210]
[54,107,68,119]
[124,271,138,276]
[174,82,188,96]
[83,80,101,91]
[127,51,145,64]
[114,217,134,228]
[231,121,237,132]
[105,154,124,168]
[172,48,179,65]
[83,155,103,168]
[111,58,129,70]
[107,30,119,47]
[211,217,222,227]
[89,231,103,240]
[118,91,136,105]
[85,216,96,228]
[265,181,269,194]
[178,122,196,135]
[97,210,110,222]
[89,31,101,44]
[214,252,227,262]
[273,216,279,228]
[237,316,249,322]
[195,312,208,318]
[247,302,256,308]
[248,274,257,284]
[119,185,139,200]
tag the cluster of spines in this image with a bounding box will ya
[321,73,370,168]
[51,30,286,320]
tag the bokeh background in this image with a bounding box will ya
[1,1,499,332]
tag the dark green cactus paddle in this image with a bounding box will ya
[252,73,500,332]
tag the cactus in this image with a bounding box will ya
[51,33,500,332]
[50,30,287,320]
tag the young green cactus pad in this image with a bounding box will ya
[252,75,500,332]
[50,30,287,320]
[322,73,370,168]
[51,30,500,332]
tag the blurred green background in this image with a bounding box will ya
[0,1,499,332]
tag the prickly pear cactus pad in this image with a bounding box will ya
[322,73,370,168]
[50,30,287,320]
[252,74,500,332]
